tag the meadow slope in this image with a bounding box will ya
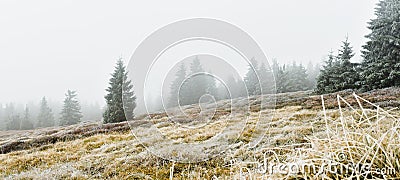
[1,88,400,179]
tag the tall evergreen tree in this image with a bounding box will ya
[316,38,360,93]
[316,51,338,94]
[180,56,217,105]
[360,0,400,90]
[336,37,360,90]
[168,63,187,108]
[37,97,54,127]
[185,56,208,105]
[285,62,310,92]
[103,59,136,123]
[60,90,83,126]
[277,65,290,93]
[21,106,34,130]
[258,63,275,94]
[244,57,260,96]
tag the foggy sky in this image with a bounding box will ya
[0,0,379,106]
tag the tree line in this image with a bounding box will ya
[166,56,320,107]
[316,0,400,94]
[0,58,136,130]
[0,90,96,130]
[104,0,399,124]
[2,0,396,129]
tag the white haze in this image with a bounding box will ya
[0,0,379,106]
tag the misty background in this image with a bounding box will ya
[0,0,378,115]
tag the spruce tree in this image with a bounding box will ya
[286,62,310,92]
[316,38,360,94]
[103,59,136,123]
[183,56,213,105]
[187,56,207,104]
[276,65,289,93]
[316,51,338,94]
[244,58,260,96]
[168,63,187,107]
[360,0,400,90]
[60,90,83,126]
[21,106,34,130]
[336,37,360,90]
[258,63,275,94]
[37,97,54,127]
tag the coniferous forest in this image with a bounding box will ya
[1,0,399,130]
[1,0,400,179]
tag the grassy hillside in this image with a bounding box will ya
[1,88,400,179]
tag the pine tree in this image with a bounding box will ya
[276,65,290,93]
[316,51,338,94]
[168,63,187,107]
[285,62,310,92]
[181,56,216,105]
[186,56,207,104]
[60,90,83,126]
[336,37,360,90]
[20,106,34,130]
[258,63,275,94]
[37,97,54,127]
[360,0,400,90]
[103,59,136,123]
[316,38,360,94]
[244,58,260,96]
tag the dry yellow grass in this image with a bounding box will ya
[1,90,400,179]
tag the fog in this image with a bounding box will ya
[0,0,378,106]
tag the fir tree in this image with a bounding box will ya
[37,97,54,127]
[360,0,400,90]
[103,59,136,123]
[21,106,34,130]
[336,37,360,90]
[181,56,217,105]
[316,38,360,93]
[168,63,187,108]
[316,51,338,94]
[60,90,83,126]
[186,56,207,105]
[285,62,310,92]
[276,65,289,93]
[258,62,275,94]
[244,57,260,96]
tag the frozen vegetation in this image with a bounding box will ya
[1,88,400,179]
